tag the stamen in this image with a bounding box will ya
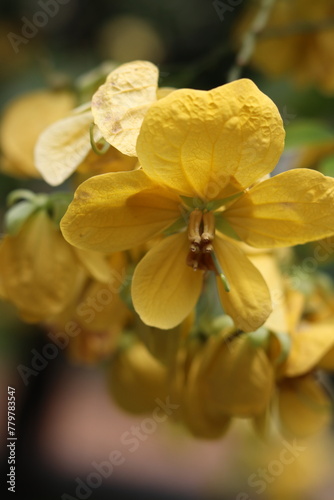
[186,251,200,270]
[201,211,215,242]
[188,208,202,245]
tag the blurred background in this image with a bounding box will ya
[1,1,334,499]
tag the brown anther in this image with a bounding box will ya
[186,251,200,270]
[202,243,213,253]
[188,208,203,245]
[190,243,200,253]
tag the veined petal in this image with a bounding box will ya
[214,235,272,332]
[137,79,284,200]
[35,111,95,186]
[60,169,181,253]
[92,60,159,156]
[132,233,203,329]
[224,169,334,247]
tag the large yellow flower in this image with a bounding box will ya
[61,79,334,331]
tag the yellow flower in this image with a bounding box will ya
[61,79,334,331]
[0,89,75,178]
[182,332,273,438]
[235,0,334,93]
[35,60,170,186]
[0,208,113,323]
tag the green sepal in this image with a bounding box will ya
[47,192,73,224]
[215,215,241,240]
[270,330,291,366]
[4,201,39,236]
[248,327,270,349]
[162,216,187,236]
[6,189,36,207]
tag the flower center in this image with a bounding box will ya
[186,209,216,272]
[186,208,230,292]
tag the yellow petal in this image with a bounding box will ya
[132,233,203,329]
[73,247,114,283]
[91,60,159,156]
[137,79,284,199]
[278,375,331,437]
[1,89,75,178]
[61,169,181,253]
[35,110,95,186]
[283,321,334,377]
[214,236,272,332]
[248,251,289,333]
[225,169,334,247]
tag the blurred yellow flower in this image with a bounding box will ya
[0,209,112,323]
[236,0,334,92]
[0,89,75,178]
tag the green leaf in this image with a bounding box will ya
[285,120,334,150]
[318,154,334,177]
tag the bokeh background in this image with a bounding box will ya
[1,1,334,499]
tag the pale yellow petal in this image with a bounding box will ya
[214,236,272,332]
[35,110,95,186]
[132,233,203,329]
[61,169,181,253]
[225,169,334,247]
[92,60,158,156]
[137,79,284,199]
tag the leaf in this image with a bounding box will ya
[285,120,334,150]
